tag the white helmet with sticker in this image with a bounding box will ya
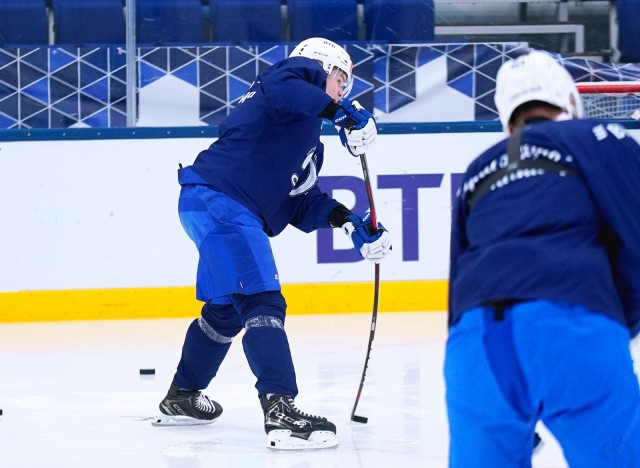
[494,50,584,132]
[289,37,354,97]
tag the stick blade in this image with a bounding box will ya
[351,415,368,424]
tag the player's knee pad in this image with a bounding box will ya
[232,291,287,327]
[200,302,242,344]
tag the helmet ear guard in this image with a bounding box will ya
[494,50,584,133]
[289,37,354,98]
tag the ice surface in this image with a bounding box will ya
[0,312,572,467]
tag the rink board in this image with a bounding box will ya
[1,123,638,321]
[0,281,448,322]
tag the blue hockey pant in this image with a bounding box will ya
[445,300,640,467]
[172,184,297,396]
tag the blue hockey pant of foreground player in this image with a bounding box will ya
[444,300,640,468]
[173,183,297,396]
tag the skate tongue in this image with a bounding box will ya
[287,399,322,420]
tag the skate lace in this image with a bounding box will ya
[287,398,322,420]
[194,394,216,414]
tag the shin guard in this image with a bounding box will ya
[172,303,241,390]
[234,291,298,397]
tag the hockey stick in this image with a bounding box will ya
[350,152,380,424]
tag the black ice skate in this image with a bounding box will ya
[260,394,338,450]
[152,384,223,426]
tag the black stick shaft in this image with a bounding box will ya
[351,153,380,423]
[360,153,377,229]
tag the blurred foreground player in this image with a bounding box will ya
[445,50,640,466]
[153,37,391,450]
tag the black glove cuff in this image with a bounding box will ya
[318,101,342,120]
[328,204,353,228]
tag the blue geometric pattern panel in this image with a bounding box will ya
[1,43,639,129]
[0,47,127,129]
[444,43,530,121]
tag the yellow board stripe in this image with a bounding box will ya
[0,280,448,323]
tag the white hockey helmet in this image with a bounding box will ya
[289,37,354,97]
[494,50,584,132]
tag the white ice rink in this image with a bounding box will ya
[0,312,595,467]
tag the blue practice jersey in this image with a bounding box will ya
[181,57,341,237]
[449,119,640,337]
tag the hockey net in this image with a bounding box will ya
[577,82,640,120]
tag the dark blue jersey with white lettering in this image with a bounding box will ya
[181,57,340,237]
[449,119,640,337]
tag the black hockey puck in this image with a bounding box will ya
[139,368,155,375]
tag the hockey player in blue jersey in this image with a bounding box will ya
[153,38,391,450]
[445,50,640,466]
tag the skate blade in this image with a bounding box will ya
[267,430,339,451]
[151,414,216,427]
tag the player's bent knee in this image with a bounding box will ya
[200,303,242,343]
[197,317,236,344]
[244,315,284,330]
[232,291,287,325]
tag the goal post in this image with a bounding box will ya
[576,81,640,120]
